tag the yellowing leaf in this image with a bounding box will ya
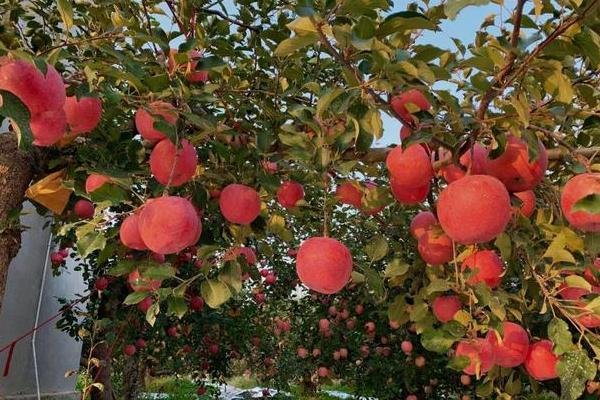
[25,169,72,214]
[274,33,319,57]
[201,279,231,308]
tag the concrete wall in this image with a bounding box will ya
[0,203,85,399]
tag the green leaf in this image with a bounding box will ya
[0,90,33,150]
[146,301,159,326]
[353,16,376,40]
[421,327,456,353]
[388,295,408,324]
[572,193,600,214]
[564,275,592,291]
[384,259,409,278]
[77,232,106,258]
[426,279,451,294]
[201,279,231,308]
[167,296,188,319]
[123,291,150,305]
[494,232,512,260]
[556,350,596,400]
[218,261,243,292]
[57,0,74,32]
[360,109,383,139]
[364,267,385,301]
[274,33,319,57]
[286,17,318,35]
[378,12,437,36]
[548,318,575,355]
[143,264,176,280]
[316,87,345,118]
[108,260,136,276]
[445,0,491,19]
[364,236,388,261]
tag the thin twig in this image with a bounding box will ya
[198,8,261,32]
[37,33,123,56]
[141,0,160,54]
[165,0,188,36]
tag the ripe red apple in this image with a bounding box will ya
[223,246,257,265]
[390,89,431,123]
[312,348,321,357]
[346,318,357,330]
[138,196,201,254]
[74,199,95,219]
[438,144,488,183]
[335,181,363,207]
[137,296,153,313]
[0,60,67,146]
[64,96,102,135]
[339,348,348,358]
[265,273,277,285]
[365,321,376,333]
[167,326,178,337]
[219,183,261,224]
[401,340,413,354]
[390,178,430,205]
[85,174,111,194]
[119,213,148,251]
[455,339,495,375]
[277,180,304,208]
[437,175,511,244]
[432,295,461,322]
[149,139,197,187]
[410,211,437,239]
[485,135,547,192]
[128,269,161,292]
[317,367,329,378]
[190,296,204,311]
[167,49,209,83]
[415,355,426,367]
[134,101,178,143]
[513,190,536,218]
[461,250,504,288]
[95,276,109,291]
[386,144,433,188]
[319,318,330,331]
[50,252,64,265]
[135,338,147,348]
[333,350,341,361]
[417,225,453,265]
[328,306,337,316]
[355,304,365,315]
[123,344,136,356]
[525,340,558,381]
[561,173,600,232]
[406,395,417,400]
[297,347,309,358]
[296,237,352,294]
[197,386,207,396]
[486,322,529,368]
[339,308,350,319]
[460,374,471,386]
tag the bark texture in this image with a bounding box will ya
[0,133,33,314]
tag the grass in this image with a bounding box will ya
[77,373,356,399]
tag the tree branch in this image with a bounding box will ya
[198,8,261,33]
[165,0,188,37]
[475,0,526,122]
[476,1,598,124]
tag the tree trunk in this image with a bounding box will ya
[122,355,145,400]
[89,341,116,400]
[0,133,33,314]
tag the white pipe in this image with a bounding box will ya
[31,232,53,400]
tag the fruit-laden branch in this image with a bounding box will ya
[475,0,599,123]
[346,145,600,166]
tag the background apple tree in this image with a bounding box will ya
[2,0,600,399]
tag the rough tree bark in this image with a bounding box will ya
[0,133,33,314]
[122,355,145,400]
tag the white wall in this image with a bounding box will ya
[0,203,85,399]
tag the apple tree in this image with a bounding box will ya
[2,0,600,399]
